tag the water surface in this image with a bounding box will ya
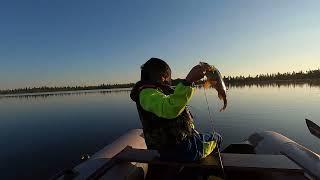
[0,85,319,179]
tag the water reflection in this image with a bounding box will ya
[1,83,319,100]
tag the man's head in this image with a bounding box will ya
[141,58,171,85]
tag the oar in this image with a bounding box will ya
[305,119,320,139]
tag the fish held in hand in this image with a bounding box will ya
[200,62,227,112]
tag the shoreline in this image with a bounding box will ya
[1,79,319,96]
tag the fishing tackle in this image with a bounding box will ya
[200,62,228,179]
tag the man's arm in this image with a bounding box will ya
[139,82,194,119]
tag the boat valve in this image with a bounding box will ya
[80,154,90,162]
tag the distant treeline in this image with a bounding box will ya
[0,83,134,95]
[226,69,320,85]
[1,69,319,95]
[0,88,131,99]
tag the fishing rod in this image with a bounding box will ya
[203,87,226,179]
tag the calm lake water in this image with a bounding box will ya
[0,84,319,179]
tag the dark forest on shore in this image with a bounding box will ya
[1,69,319,95]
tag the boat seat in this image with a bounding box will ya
[87,146,305,180]
[113,146,304,174]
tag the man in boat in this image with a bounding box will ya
[130,58,222,161]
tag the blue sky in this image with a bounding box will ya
[0,0,319,89]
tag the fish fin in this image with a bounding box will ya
[204,79,217,89]
[204,81,211,89]
[219,103,227,112]
[219,107,225,112]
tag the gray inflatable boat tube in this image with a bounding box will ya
[73,129,148,180]
[56,130,320,180]
[248,131,320,179]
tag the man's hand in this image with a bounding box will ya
[186,63,211,83]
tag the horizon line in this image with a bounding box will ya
[1,68,319,91]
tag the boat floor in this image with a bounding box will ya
[99,146,306,180]
[145,165,306,180]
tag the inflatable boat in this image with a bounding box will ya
[52,129,320,180]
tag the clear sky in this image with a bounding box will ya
[0,0,319,89]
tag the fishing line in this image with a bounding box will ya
[203,87,226,179]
